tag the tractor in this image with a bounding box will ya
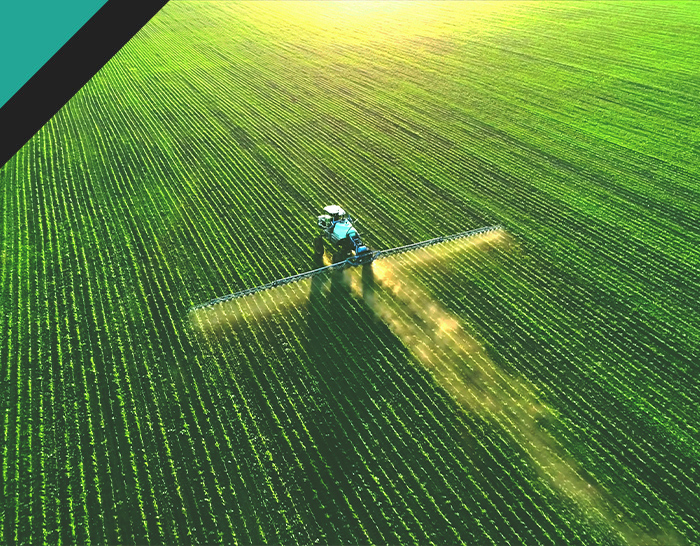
[316,205,373,265]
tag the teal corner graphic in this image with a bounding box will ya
[0,0,108,108]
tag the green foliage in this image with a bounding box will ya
[0,1,699,544]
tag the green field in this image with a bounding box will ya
[2,1,700,544]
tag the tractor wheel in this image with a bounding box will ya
[341,237,354,254]
[332,245,351,263]
[313,236,324,256]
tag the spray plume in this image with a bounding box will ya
[190,227,675,544]
[342,231,675,546]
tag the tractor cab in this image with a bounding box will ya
[317,205,347,233]
[318,205,346,229]
[324,205,346,222]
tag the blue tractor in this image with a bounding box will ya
[316,205,373,265]
[190,210,503,314]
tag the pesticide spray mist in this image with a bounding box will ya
[190,227,674,545]
[190,271,335,337]
[339,229,671,546]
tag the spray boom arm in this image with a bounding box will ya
[189,225,501,313]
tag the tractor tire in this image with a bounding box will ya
[332,246,351,263]
[340,237,354,254]
[313,236,325,256]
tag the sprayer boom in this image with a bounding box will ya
[189,225,501,313]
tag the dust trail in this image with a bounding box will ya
[189,230,673,544]
[341,232,670,546]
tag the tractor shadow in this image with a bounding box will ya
[294,249,505,543]
[295,248,476,542]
